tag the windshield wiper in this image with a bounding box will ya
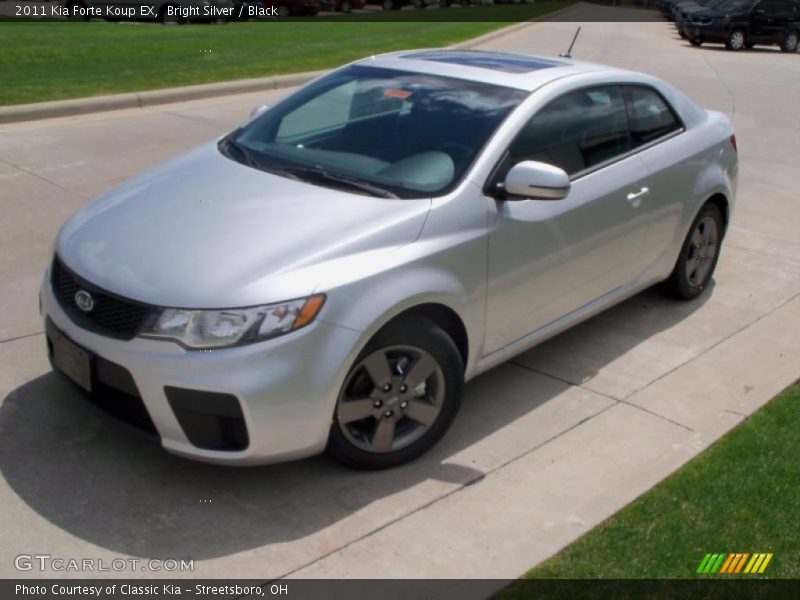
[280,166,399,199]
[219,137,263,170]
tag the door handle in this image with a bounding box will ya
[626,187,649,207]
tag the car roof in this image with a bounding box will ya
[353,49,624,92]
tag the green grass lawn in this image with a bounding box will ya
[501,382,800,589]
[0,2,570,106]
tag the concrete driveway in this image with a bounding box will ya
[1,8,799,586]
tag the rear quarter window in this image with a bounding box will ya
[623,86,683,146]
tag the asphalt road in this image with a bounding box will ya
[1,6,799,587]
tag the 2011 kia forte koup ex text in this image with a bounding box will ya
[41,50,738,469]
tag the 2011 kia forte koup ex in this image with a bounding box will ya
[42,50,738,469]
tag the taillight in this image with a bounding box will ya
[730,134,737,152]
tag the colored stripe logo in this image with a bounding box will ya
[696,552,773,574]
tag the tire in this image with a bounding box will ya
[689,37,702,46]
[327,318,464,470]
[725,29,746,50]
[781,30,799,52]
[661,203,724,300]
[66,1,89,21]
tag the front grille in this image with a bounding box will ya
[51,256,155,340]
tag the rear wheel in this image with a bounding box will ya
[662,203,723,300]
[781,30,799,52]
[725,29,746,50]
[327,318,463,469]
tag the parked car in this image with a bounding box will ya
[43,50,737,469]
[264,0,319,16]
[673,0,727,37]
[319,0,364,10]
[685,0,800,50]
[62,0,235,23]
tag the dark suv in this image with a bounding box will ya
[685,0,800,51]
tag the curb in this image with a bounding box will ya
[0,9,574,125]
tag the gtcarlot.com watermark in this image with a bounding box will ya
[14,554,194,573]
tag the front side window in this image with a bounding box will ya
[715,0,759,12]
[222,66,527,199]
[624,86,682,145]
[507,85,632,177]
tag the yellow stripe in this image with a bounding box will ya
[744,554,759,573]
[750,554,766,573]
[719,553,736,574]
[758,553,773,574]
[734,553,750,573]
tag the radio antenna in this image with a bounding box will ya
[559,26,582,59]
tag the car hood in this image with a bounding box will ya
[56,143,431,308]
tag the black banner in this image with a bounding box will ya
[3,579,800,600]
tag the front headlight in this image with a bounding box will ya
[140,294,326,349]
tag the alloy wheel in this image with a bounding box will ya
[686,215,719,287]
[336,345,445,454]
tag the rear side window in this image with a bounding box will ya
[623,86,682,146]
[508,85,632,177]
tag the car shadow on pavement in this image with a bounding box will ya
[0,284,711,562]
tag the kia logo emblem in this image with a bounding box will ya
[74,290,95,313]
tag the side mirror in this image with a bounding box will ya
[249,104,269,120]
[503,160,570,200]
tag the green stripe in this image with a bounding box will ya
[710,553,727,573]
[702,554,718,574]
[697,554,712,574]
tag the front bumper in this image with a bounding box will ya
[684,23,731,42]
[41,273,362,465]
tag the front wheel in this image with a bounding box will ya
[662,203,723,300]
[725,29,746,50]
[689,37,702,46]
[781,30,799,52]
[327,319,463,469]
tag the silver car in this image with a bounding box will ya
[42,50,738,469]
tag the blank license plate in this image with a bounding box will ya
[50,326,93,392]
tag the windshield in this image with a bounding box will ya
[714,0,757,12]
[221,66,527,199]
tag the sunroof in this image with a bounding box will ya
[402,50,565,74]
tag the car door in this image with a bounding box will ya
[484,85,651,354]
[620,85,687,271]
[749,0,777,41]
